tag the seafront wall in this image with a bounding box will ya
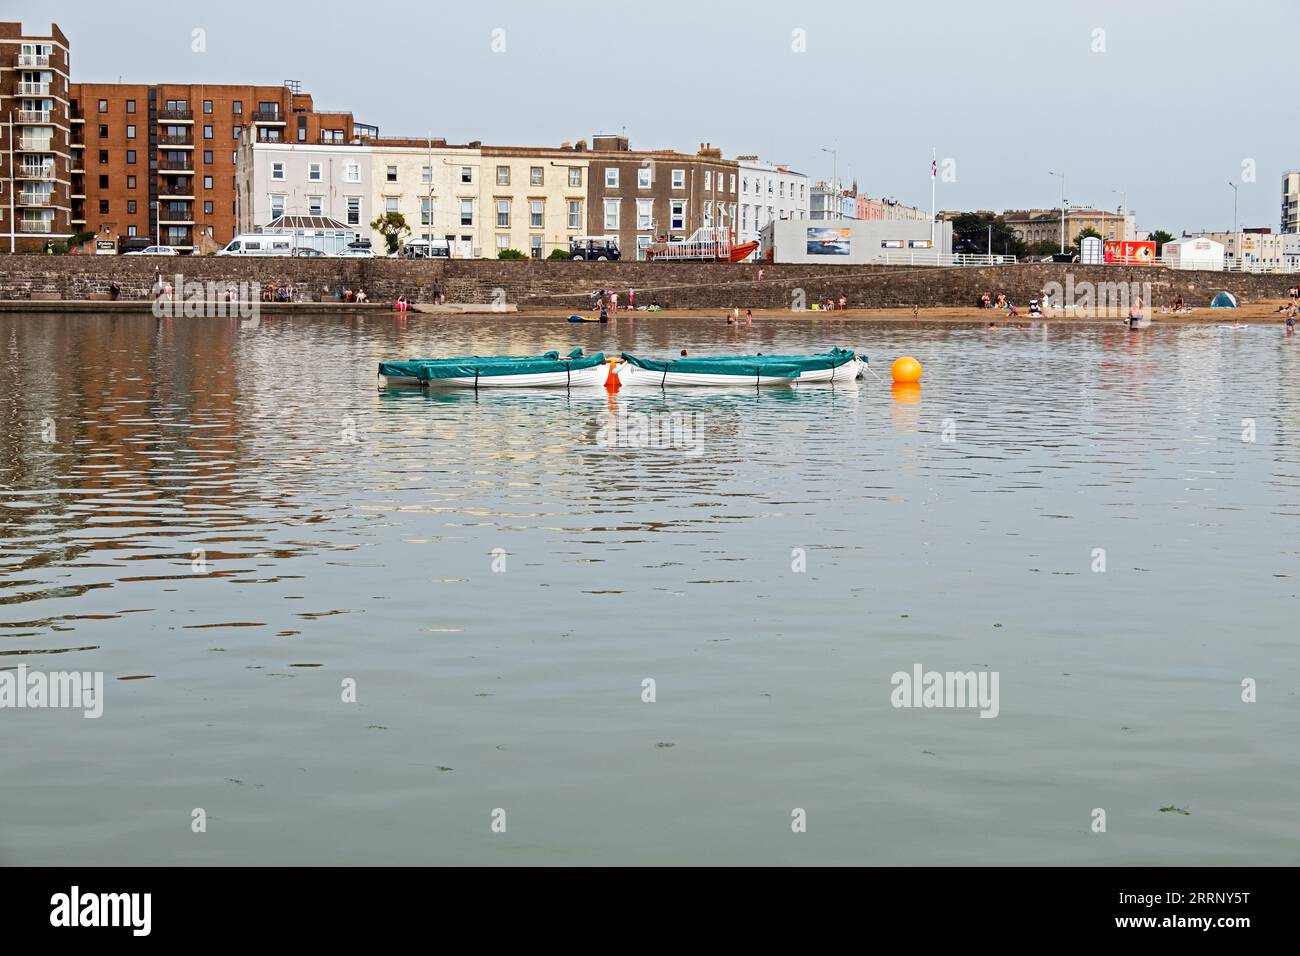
[0,255,1293,311]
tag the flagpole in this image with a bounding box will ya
[930,146,937,251]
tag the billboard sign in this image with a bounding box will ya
[1103,240,1155,265]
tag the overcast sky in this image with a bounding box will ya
[17,0,1296,235]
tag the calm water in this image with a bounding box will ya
[2,312,1298,866]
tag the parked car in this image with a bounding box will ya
[217,235,295,256]
[569,236,621,261]
[403,238,451,259]
[123,245,180,256]
[291,246,325,257]
[341,239,375,258]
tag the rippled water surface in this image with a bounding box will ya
[2,312,1299,865]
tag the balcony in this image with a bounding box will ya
[19,192,55,206]
[252,111,286,124]
[159,158,194,172]
[17,165,56,180]
[20,219,54,233]
[159,134,194,148]
[157,109,193,123]
[70,110,84,124]
[17,52,51,68]
[70,215,86,225]
[18,137,53,151]
[160,186,195,199]
[16,110,52,124]
[18,81,51,96]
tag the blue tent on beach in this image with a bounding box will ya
[1210,291,1238,308]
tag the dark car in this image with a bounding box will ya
[569,237,621,261]
[291,247,325,257]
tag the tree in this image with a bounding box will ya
[369,212,409,255]
[1149,230,1174,255]
[948,212,1027,258]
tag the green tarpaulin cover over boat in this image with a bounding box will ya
[379,349,583,379]
[619,347,859,377]
[415,352,607,381]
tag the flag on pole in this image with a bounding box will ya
[932,157,937,178]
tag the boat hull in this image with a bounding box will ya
[420,363,610,389]
[618,361,795,387]
[793,357,864,382]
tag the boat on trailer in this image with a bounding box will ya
[618,348,864,387]
[413,351,610,389]
[379,349,586,387]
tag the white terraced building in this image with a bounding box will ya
[737,157,809,248]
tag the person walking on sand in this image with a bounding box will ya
[610,290,618,314]
[628,287,635,310]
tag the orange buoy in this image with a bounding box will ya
[605,357,621,393]
[890,356,922,384]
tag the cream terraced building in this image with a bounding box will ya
[479,145,589,258]
[368,140,483,257]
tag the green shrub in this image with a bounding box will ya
[497,248,527,260]
[546,248,570,260]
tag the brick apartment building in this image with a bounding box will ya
[583,136,739,260]
[0,22,74,251]
[69,80,354,251]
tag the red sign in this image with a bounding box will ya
[1104,240,1156,265]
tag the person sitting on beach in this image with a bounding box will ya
[355,288,368,304]
[995,293,1007,310]
[838,293,848,310]
[980,292,992,309]
[395,295,408,312]
[1006,301,1018,317]
[1028,296,1042,317]
[342,286,354,303]
[109,279,121,301]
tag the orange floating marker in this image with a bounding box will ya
[605,357,621,392]
[890,355,923,384]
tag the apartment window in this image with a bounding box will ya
[496,166,510,186]
[346,196,360,225]
[98,124,108,138]
[233,101,242,114]
[672,169,685,189]
[345,162,360,183]
[704,172,712,190]
[127,175,136,188]
[460,199,473,226]
[232,125,242,140]
[128,225,137,237]
[778,181,785,198]
[204,125,213,139]
[460,167,473,184]
[308,196,323,215]
[530,234,542,258]
[203,100,213,114]
[126,124,136,139]
[204,200,214,215]
[98,174,108,188]
[568,167,581,188]
[638,166,651,189]
[636,198,653,230]
[126,150,136,164]
[386,165,398,183]
[604,199,620,230]
[99,200,109,213]
[125,99,135,114]
[605,167,619,189]
[308,163,322,182]
[203,176,213,189]
[703,200,712,225]
[98,150,108,164]
[97,99,107,113]
[232,151,237,164]
[420,166,431,184]
[420,198,432,225]
[730,174,736,192]
[529,199,543,228]
[567,200,582,230]
[204,150,213,165]
[270,194,285,218]
[271,162,285,181]
[127,200,137,214]
[530,166,543,187]
[386,198,399,213]
[671,200,685,230]
[496,199,510,228]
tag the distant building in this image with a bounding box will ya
[0,21,73,250]
[367,138,484,257]
[736,156,808,247]
[237,136,376,242]
[70,79,355,251]
[480,145,590,258]
[760,216,951,264]
[1002,207,1136,247]
[1282,170,1299,233]
[1199,229,1286,271]
[583,135,738,261]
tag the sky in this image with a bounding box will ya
[14,0,1298,236]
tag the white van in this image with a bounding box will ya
[218,235,296,256]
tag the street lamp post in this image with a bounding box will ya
[1228,181,1239,267]
[820,143,838,218]
[1048,170,1066,253]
